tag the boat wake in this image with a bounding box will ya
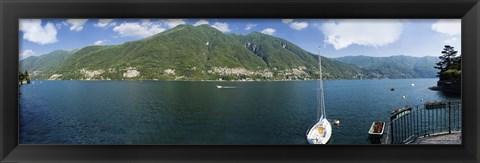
[216,85,237,89]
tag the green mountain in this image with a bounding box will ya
[333,55,439,79]
[20,24,365,81]
[19,49,78,79]
[230,32,363,79]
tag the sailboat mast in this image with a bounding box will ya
[318,47,326,120]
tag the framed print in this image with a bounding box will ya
[1,0,479,162]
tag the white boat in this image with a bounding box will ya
[216,85,236,89]
[307,118,332,144]
[306,47,332,144]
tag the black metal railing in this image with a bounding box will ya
[389,101,461,144]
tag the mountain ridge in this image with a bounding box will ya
[20,24,438,81]
[333,55,439,79]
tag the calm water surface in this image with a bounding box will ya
[19,79,459,144]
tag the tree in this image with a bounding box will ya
[24,70,30,81]
[434,45,461,82]
[25,70,31,83]
[19,72,25,81]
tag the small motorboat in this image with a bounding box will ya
[368,121,385,144]
[216,85,237,89]
[390,106,412,121]
[425,101,446,109]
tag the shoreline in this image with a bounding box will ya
[29,78,441,82]
[428,86,461,94]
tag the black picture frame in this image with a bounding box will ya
[1,0,479,162]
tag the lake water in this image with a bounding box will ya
[19,79,460,144]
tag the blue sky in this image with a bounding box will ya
[19,19,461,60]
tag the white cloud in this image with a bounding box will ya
[245,23,256,30]
[113,20,166,38]
[431,19,461,36]
[290,21,308,30]
[19,19,58,45]
[261,28,276,35]
[320,19,404,50]
[282,19,294,24]
[211,22,231,32]
[20,49,36,59]
[94,19,115,28]
[66,19,88,31]
[194,19,209,26]
[282,19,309,30]
[55,23,63,29]
[94,40,105,45]
[140,19,151,25]
[444,37,458,44]
[166,19,186,28]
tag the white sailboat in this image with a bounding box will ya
[306,47,332,144]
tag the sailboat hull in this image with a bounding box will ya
[306,118,332,144]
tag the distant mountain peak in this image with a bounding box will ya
[333,55,440,79]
